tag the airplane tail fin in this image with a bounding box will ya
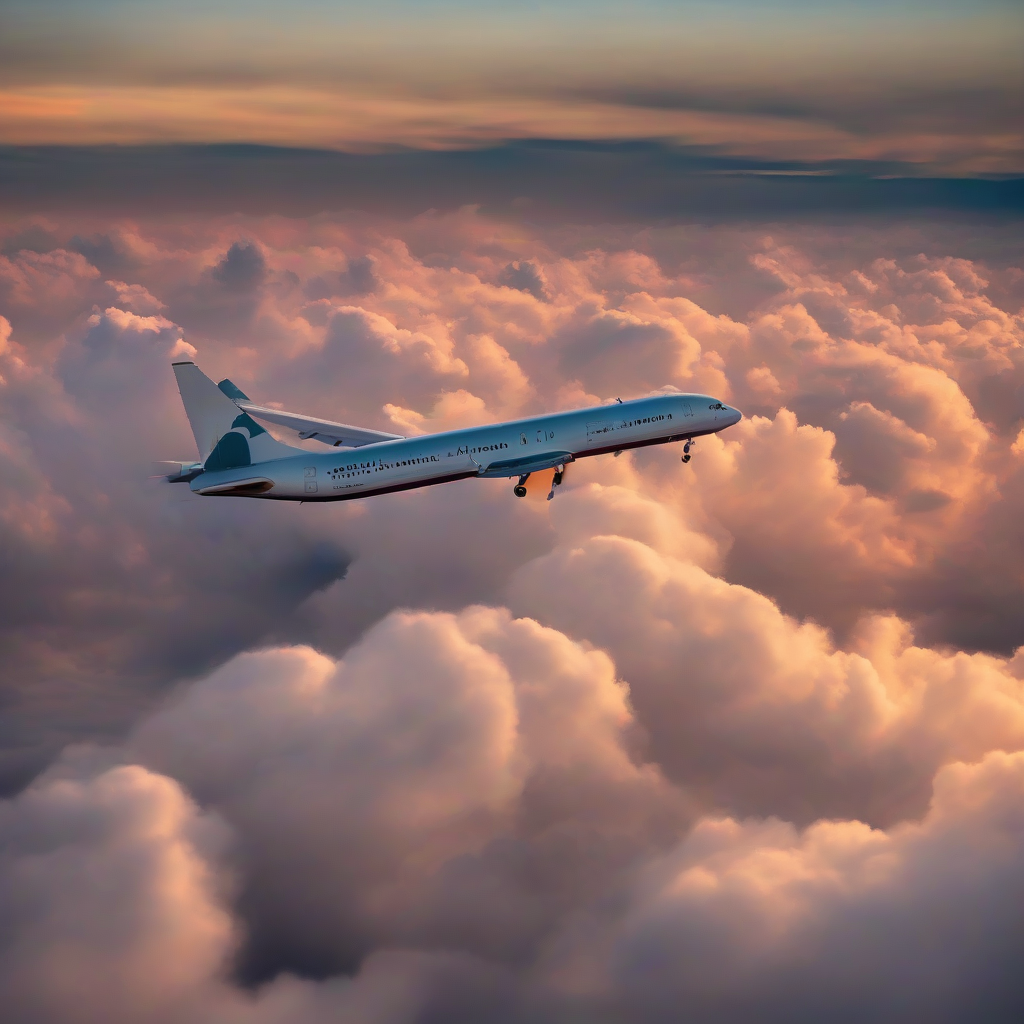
[172,361,300,469]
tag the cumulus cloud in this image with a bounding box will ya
[0,209,1022,1021]
[509,535,1024,826]
[590,750,1024,1024]
[130,608,679,976]
[212,241,268,294]
[498,259,548,301]
[0,759,235,1024]
[107,279,166,314]
[3,625,1023,1022]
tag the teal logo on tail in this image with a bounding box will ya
[204,412,267,472]
[174,361,306,473]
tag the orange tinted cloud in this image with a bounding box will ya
[0,84,1020,173]
[2,0,1020,176]
[1,209,1024,1021]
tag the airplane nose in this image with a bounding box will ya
[727,405,742,426]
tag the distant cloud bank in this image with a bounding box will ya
[0,1,1020,172]
[1,143,1022,222]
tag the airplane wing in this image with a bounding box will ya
[476,451,575,478]
[215,376,403,448]
[234,402,404,448]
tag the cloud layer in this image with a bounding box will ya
[3,145,1023,224]
[0,208,1023,1020]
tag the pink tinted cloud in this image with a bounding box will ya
[3,615,1022,1022]
[0,210,1022,1021]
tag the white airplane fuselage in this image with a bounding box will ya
[189,392,742,501]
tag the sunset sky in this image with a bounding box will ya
[2,0,1022,170]
[0,2,1023,1023]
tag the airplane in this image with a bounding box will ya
[161,361,742,502]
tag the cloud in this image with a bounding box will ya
[0,270,353,789]
[3,144,1023,224]
[0,758,235,1024]
[213,241,268,294]
[0,207,1022,1020]
[107,279,166,314]
[558,309,701,397]
[509,535,1024,826]
[593,750,1024,1024]
[3,632,1024,1022]
[0,246,103,345]
[498,260,548,301]
[131,607,679,979]
[0,0,1020,174]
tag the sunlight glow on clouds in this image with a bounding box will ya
[0,202,1023,1020]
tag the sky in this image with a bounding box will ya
[1,2,1024,1023]
[1,0,1022,171]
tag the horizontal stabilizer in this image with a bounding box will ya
[234,401,404,448]
[154,460,204,483]
[477,451,575,478]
